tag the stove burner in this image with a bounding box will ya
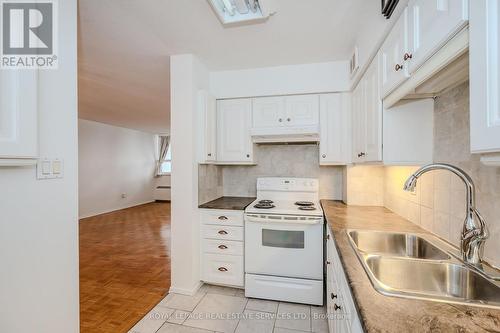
[259,200,274,204]
[295,201,315,207]
[298,206,317,211]
[254,203,276,209]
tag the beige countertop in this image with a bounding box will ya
[320,200,500,333]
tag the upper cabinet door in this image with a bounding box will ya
[217,99,253,163]
[351,81,366,163]
[0,71,38,162]
[470,0,500,153]
[408,0,469,74]
[197,90,217,163]
[252,96,285,129]
[364,57,383,163]
[381,8,410,98]
[284,95,319,127]
[319,93,350,165]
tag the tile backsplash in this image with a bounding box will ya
[222,144,344,200]
[384,82,500,267]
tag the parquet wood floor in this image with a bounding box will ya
[79,202,171,333]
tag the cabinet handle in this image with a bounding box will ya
[208,153,212,157]
[218,216,228,221]
[322,154,326,158]
[218,230,228,235]
[287,118,291,122]
[326,261,331,265]
[279,118,283,122]
[404,52,413,61]
[331,293,337,299]
[218,267,228,272]
[395,64,403,71]
[246,154,250,158]
[334,304,342,311]
[357,152,366,158]
[218,245,228,250]
[326,234,330,240]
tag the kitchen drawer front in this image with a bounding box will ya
[200,209,244,227]
[202,239,244,256]
[202,225,244,241]
[201,253,244,287]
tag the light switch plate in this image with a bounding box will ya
[37,158,64,180]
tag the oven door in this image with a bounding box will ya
[245,214,324,280]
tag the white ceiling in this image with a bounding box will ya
[78,0,381,133]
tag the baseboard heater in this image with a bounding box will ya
[155,186,171,201]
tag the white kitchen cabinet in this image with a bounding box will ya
[470,0,500,156]
[252,96,285,129]
[351,80,366,164]
[352,57,383,164]
[326,228,363,333]
[200,209,244,288]
[364,58,383,163]
[0,70,38,165]
[319,93,351,165]
[251,94,320,137]
[197,90,217,163]
[216,99,254,164]
[381,7,410,98]
[408,0,469,74]
[285,95,319,127]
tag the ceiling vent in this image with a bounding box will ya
[207,0,275,25]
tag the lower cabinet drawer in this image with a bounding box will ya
[202,239,244,256]
[202,225,244,241]
[201,253,244,287]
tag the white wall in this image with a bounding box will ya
[170,54,209,295]
[210,61,350,99]
[0,1,79,332]
[78,119,157,218]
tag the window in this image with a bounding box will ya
[159,146,171,175]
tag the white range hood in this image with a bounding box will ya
[251,126,320,143]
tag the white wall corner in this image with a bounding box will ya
[170,54,209,293]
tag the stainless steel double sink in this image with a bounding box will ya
[347,230,500,309]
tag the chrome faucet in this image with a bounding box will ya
[403,163,489,266]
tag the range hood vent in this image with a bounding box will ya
[251,133,320,144]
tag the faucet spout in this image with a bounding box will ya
[403,163,489,265]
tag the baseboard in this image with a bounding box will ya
[169,281,203,296]
[79,200,156,219]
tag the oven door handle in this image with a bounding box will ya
[245,215,323,225]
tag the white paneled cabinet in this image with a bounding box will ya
[319,93,351,165]
[408,0,469,74]
[252,96,285,129]
[200,209,244,287]
[364,59,383,163]
[285,95,319,127]
[352,57,383,164]
[251,94,320,136]
[197,90,217,163]
[381,8,410,98]
[326,227,363,333]
[470,0,500,157]
[0,70,38,165]
[216,99,254,164]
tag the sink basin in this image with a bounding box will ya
[365,256,500,308]
[348,230,451,260]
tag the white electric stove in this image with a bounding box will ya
[244,177,324,306]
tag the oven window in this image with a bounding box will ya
[262,229,305,249]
